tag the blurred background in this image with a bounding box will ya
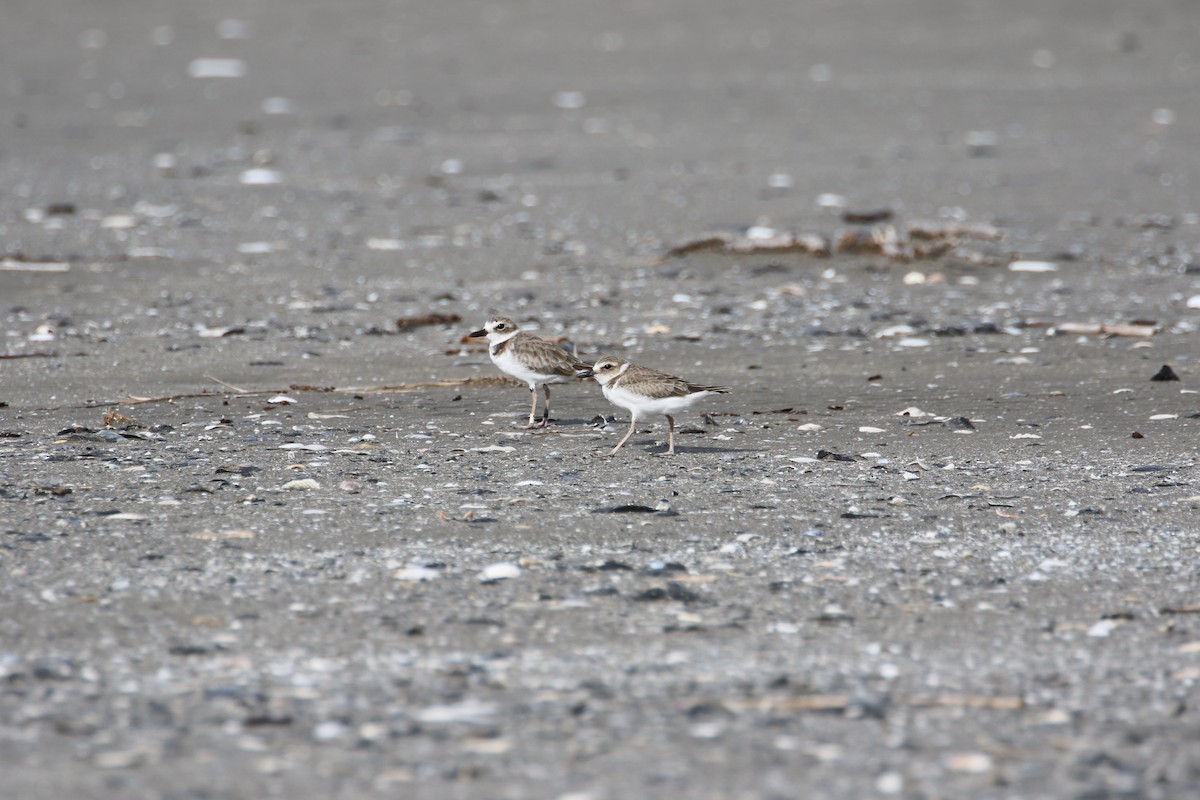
[3,0,1196,283]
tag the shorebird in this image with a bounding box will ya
[469,316,586,428]
[578,355,730,455]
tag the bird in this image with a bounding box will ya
[578,355,730,455]
[469,316,586,428]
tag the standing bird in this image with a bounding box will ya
[469,316,586,428]
[578,355,730,456]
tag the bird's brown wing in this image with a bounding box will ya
[511,333,584,377]
[616,364,697,398]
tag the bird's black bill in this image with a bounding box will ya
[576,367,594,378]
[469,329,487,338]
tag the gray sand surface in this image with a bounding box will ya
[3,1,1200,798]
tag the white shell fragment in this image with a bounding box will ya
[479,562,521,582]
[858,426,885,433]
[415,701,497,725]
[964,130,998,156]
[942,752,994,774]
[366,238,406,251]
[187,58,247,78]
[240,168,283,186]
[875,324,915,339]
[195,325,242,338]
[0,258,70,272]
[280,478,320,491]
[816,193,846,209]
[127,247,171,259]
[101,215,137,229]
[261,96,295,115]
[394,565,440,582]
[267,395,298,405]
[279,443,327,451]
[1008,260,1058,273]
[216,19,252,39]
[552,91,586,109]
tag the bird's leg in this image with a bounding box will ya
[665,415,676,455]
[526,385,538,428]
[609,416,637,456]
[540,385,552,428]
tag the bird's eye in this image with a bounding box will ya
[495,323,506,329]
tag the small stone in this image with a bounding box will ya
[94,749,146,769]
[654,499,679,516]
[1150,365,1180,382]
[312,720,347,742]
[261,97,295,115]
[462,737,513,754]
[415,701,497,725]
[552,90,586,109]
[942,752,993,774]
[964,130,998,157]
[188,58,247,78]
[816,193,845,209]
[876,771,904,794]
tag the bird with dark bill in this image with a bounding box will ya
[578,355,730,455]
[469,316,587,428]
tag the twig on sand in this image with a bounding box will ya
[46,375,519,410]
[333,376,520,394]
[204,374,252,393]
[0,351,57,360]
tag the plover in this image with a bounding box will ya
[469,316,586,428]
[578,355,730,455]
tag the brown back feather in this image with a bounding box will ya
[503,332,584,376]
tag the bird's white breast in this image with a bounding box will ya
[492,343,567,387]
[604,383,715,420]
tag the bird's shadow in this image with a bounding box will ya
[621,439,754,455]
